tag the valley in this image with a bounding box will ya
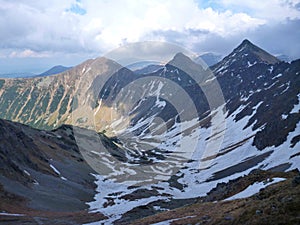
[0,39,299,224]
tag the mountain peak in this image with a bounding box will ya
[241,39,252,45]
[166,52,209,83]
[171,52,192,63]
[38,65,72,77]
[167,52,206,72]
[234,39,260,53]
[167,52,196,69]
[213,39,280,71]
[231,39,280,65]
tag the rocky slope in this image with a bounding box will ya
[0,57,122,130]
[0,119,106,224]
[214,39,300,150]
[132,170,300,225]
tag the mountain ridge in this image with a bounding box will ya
[0,56,124,130]
[196,52,223,67]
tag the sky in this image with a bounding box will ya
[0,0,299,74]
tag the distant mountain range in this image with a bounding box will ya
[276,54,293,62]
[36,65,72,77]
[0,72,36,78]
[0,65,72,78]
[195,52,223,66]
[0,39,299,224]
[0,52,293,79]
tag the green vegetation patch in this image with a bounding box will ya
[7,88,31,118]
[69,96,78,113]
[49,84,65,113]
[0,80,5,89]
[0,85,20,118]
[58,93,70,120]
[20,86,39,122]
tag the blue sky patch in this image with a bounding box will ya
[67,2,86,15]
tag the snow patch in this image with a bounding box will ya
[272,73,282,79]
[224,178,286,201]
[23,170,30,176]
[50,164,61,175]
[247,61,256,67]
[0,212,25,216]
[290,93,300,114]
[61,176,68,181]
[268,66,273,73]
[86,176,168,225]
[205,76,216,83]
[153,205,168,211]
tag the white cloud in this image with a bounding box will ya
[219,0,300,21]
[0,0,267,56]
[0,0,299,72]
[9,49,50,58]
[76,0,265,50]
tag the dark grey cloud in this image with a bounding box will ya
[153,19,300,60]
[247,19,300,59]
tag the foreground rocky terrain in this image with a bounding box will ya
[132,170,300,225]
[0,124,299,225]
[0,119,106,224]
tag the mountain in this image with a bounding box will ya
[276,54,292,62]
[195,52,223,67]
[79,40,299,223]
[213,40,299,150]
[0,72,36,78]
[0,57,123,130]
[37,65,72,77]
[134,64,164,74]
[63,40,299,224]
[212,39,280,71]
[126,60,162,71]
[0,39,299,224]
[0,66,72,79]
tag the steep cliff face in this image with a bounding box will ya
[213,40,300,150]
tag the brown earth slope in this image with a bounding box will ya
[132,170,300,225]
